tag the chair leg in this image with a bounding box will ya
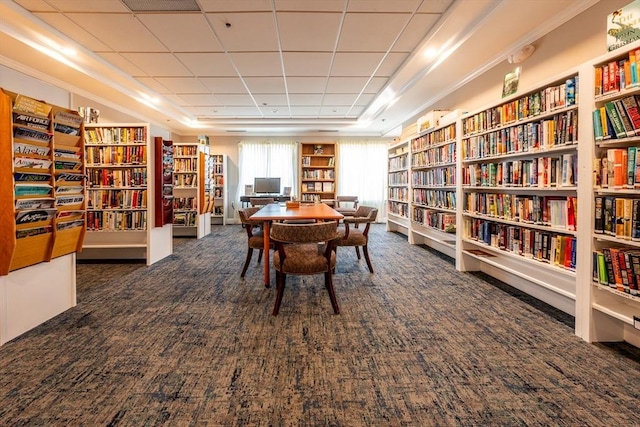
[363,245,374,274]
[355,246,361,259]
[324,271,340,314]
[272,271,286,316]
[241,248,253,278]
[257,249,263,264]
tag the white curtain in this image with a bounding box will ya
[237,140,298,201]
[336,140,388,221]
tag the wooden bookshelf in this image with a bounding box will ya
[299,142,336,203]
[0,88,86,275]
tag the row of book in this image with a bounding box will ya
[301,156,334,166]
[87,168,147,188]
[86,210,147,231]
[174,173,197,187]
[463,154,577,188]
[173,197,197,210]
[592,95,640,140]
[84,127,146,144]
[411,143,456,166]
[412,189,456,210]
[174,157,198,172]
[594,147,640,189]
[462,76,578,135]
[388,200,409,217]
[412,167,455,187]
[464,193,577,231]
[594,196,640,240]
[174,145,198,156]
[388,171,408,186]
[301,169,335,180]
[86,189,147,210]
[595,48,640,96]
[173,212,197,227]
[410,123,456,151]
[388,156,408,171]
[388,187,409,202]
[86,145,146,165]
[412,208,456,233]
[465,218,576,270]
[302,182,334,192]
[593,247,640,296]
[462,109,578,160]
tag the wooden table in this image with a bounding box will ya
[250,203,344,286]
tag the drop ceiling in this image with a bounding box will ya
[0,0,597,136]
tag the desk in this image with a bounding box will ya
[240,195,292,207]
[250,203,343,286]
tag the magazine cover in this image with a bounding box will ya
[608,0,640,52]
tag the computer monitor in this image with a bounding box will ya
[254,177,281,194]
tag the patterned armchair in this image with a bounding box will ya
[334,196,359,217]
[270,221,340,315]
[335,206,378,273]
[250,197,275,206]
[238,207,267,279]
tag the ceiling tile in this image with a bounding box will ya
[282,52,332,77]
[206,12,279,52]
[286,77,327,93]
[376,52,410,77]
[30,0,129,12]
[198,0,272,12]
[290,106,321,116]
[66,13,167,52]
[134,77,171,93]
[338,12,411,51]
[98,53,148,76]
[199,77,248,94]
[214,94,258,106]
[364,77,389,93]
[137,14,224,52]
[277,12,342,51]
[319,106,353,116]
[153,77,210,93]
[275,0,346,12]
[209,106,263,116]
[417,0,454,13]
[244,77,286,94]
[325,76,368,93]
[259,106,291,116]
[120,53,193,76]
[331,52,385,76]
[228,52,283,76]
[393,13,441,52]
[14,0,56,12]
[175,53,237,77]
[288,94,323,106]
[346,0,422,13]
[33,13,112,51]
[171,93,222,105]
[322,93,360,106]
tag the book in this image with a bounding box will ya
[621,95,640,131]
[604,101,627,138]
[614,98,636,136]
[594,196,604,233]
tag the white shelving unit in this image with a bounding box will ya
[210,154,227,225]
[81,123,172,265]
[386,139,410,234]
[173,142,210,238]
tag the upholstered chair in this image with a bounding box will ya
[238,207,267,279]
[335,206,378,273]
[334,196,359,217]
[250,197,275,206]
[270,221,340,315]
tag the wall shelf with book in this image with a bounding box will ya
[299,143,336,203]
[172,142,210,237]
[0,88,85,345]
[209,153,227,225]
[80,123,171,264]
[581,41,640,347]
[457,71,580,315]
[386,139,410,234]
[408,115,458,258]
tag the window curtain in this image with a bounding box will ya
[236,140,298,204]
[336,140,388,221]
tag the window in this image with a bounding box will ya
[237,140,297,198]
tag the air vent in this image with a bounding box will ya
[318,130,339,132]
[226,130,247,133]
[122,0,200,12]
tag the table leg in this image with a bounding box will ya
[263,220,270,287]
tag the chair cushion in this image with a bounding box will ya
[335,207,357,216]
[273,243,336,274]
[335,229,366,246]
[248,231,265,249]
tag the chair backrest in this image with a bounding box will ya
[270,221,338,244]
[336,196,358,208]
[250,197,275,206]
[239,207,263,233]
[353,206,378,222]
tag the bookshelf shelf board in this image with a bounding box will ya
[593,233,640,247]
[414,205,456,214]
[462,185,578,193]
[462,212,578,236]
[461,143,578,164]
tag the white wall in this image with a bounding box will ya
[0,64,69,107]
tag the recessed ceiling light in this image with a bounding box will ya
[423,47,438,59]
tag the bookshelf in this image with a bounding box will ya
[210,154,227,225]
[458,72,580,316]
[81,123,172,265]
[386,139,410,234]
[408,116,458,258]
[173,142,211,237]
[0,88,84,344]
[578,41,640,347]
[299,142,336,203]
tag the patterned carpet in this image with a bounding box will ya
[0,224,639,426]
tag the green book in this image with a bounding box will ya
[604,101,627,138]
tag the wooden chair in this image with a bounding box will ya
[250,197,275,206]
[238,207,267,279]
[335,206,378,273]
[270,221,340,315]
[334,196,359,217]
